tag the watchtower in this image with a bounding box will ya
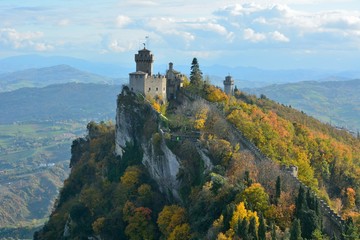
[135,47,154,75]
[223,75,234,95]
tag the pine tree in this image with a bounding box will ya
[290,219,303,240]
[258,214,266,240]
[190,58,203,88]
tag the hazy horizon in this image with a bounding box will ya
[1,0,359,72]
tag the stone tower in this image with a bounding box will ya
[223,75,234,95]
[135,47,154,75]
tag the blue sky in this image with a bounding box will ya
[0,0,359,70]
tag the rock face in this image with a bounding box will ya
[115,87,181,199]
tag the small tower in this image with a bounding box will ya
[135,47,154,75]
[223,75,234,95]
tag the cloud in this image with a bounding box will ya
[269,31,290,42]
[213,3,360,49]
[116,15,132,28]
[58,19,70,27]
[0,28,53,51]
[243,28,266,42]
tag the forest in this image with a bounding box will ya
[35,59,360,239]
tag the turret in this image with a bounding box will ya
[223,75,234,95]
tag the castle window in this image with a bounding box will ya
[148,87,151,91]
[163,87,165,91]
[131,88,133,91]
[156,87,158,91]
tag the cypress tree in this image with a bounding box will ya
[275,176,281,205]
[238,218,249,240]
[248,216,258,240]
[295,186,306,218]
[343,217,359,240]
[290,219,303,240]
[270,223,277,240]
[258,214,266,240]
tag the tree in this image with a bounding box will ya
[270,223,277,240]
[290,219,303,240]
[248,216,258,240]
[295,186,306,218]
[241,183,269,213]
[123,201,156,240]
[237,218,249,240]
[168,224,191,240]
[258,214,266,240]
[275,176,281,205]
[157,205,188,239]
[190,57,203,88]
[343,217,359,240]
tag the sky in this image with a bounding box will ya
[0,0,360,70]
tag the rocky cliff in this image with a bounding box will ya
[115,87,182,199]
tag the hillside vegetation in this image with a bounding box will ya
[36,67,360,239]
[246,79,360,133]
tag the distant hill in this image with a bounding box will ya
[2,55,360,88]
[0,82,119,123]
[246,79,360,133]
[0,65,126,92]
[0,55,132,78]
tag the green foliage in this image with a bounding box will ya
[239,183,269,213]
[189,57,203,89]
[290,219,303,240]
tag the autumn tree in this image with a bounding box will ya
[240,183,269,213]
[157,205,190,239]
[123,201,156,240]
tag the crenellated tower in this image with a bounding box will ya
[135,48,154,75]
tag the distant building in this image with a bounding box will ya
[166,62,185,100]
[129,48,184,101]
[223,75,234,95]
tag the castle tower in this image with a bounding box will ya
[135,47,154,75]
[223,75,234,95]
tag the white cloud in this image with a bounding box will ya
[58,19,70,27]
[269,31,290,42]
[35,43,54,51]
[243,28,266,42]
[116,15,132,28]
[0,28,53,51]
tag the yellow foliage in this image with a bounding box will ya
[92,217,106,235]
[152,101,161,112]
[120,166,141,188]
[157,205,187,238]
[194,108,209,130]
[217,232,232,240]
[230,202,259,230]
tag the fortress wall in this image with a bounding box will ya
[145,76,167,100]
